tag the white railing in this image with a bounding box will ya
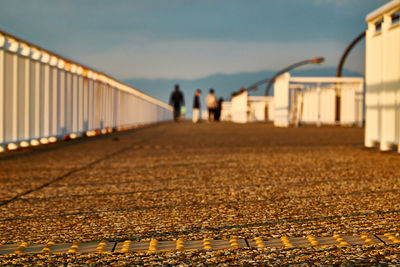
[274,73,364,127]
[0,30,172,151]
[365,0,400,152]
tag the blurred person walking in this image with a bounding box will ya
[192,89,201,123]
[169,84,185,121]
[206,89,218,122]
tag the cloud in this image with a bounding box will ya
[0,0,371,80]
[75,39,364,80]
[313,0,390,8]
[312,0,356,7]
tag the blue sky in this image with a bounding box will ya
[0,0,389,80]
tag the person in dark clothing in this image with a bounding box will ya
[192,89,201,123]
[169,84,185,121]
[215,97,224,121]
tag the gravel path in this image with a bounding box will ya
[1,121,399,265]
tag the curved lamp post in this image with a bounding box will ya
[334,31,365,121]
[246,57,324,96]
[336,31,365,77]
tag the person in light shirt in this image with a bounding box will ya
[206,89,218,122]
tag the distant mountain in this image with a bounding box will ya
[123,67,362,117]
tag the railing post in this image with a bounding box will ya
[120,91,125,127]
[65,66,71,134]
[57,60,65,136]
[108,86,112,128]
[23,47,30,141]
[71,64,78,134]
[12,43,19,142]
[41,53,50,140]
[93,79,99,130]
[101,81,106,130]
[87,72,94,131]
[0,34,4,150]
[83,71,88,132]
[116,90,120,128]
[111,88,115,128]
[33,50,41,140]
[77,67,83,134]
[109,87,112,128]
[105,85,108,129]
[50,56,58,138]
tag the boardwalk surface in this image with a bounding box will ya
[0,121,400,265]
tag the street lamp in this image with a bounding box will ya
[335,31,365,122]
[336,31,365,77]
[246,57,325,96]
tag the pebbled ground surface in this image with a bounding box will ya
[1,121,400,265]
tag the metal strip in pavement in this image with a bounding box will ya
[0,234,398,255]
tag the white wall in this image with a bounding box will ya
[265,96,275,121]
[365,0,400,152]
[273,72,291,127]
[221,101,232,121]
[231,91,248,123]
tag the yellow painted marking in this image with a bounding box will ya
[67,241,79,254]
[41,241,55,254]
[41,247,50,253]
[360,234,374,244]
[148,239,158,252]
[14,241,28,255]
[333,234,349,246]
[96,241,107,254]
[280,236,293,248]
[384,233,400,244]
[254,237,265,248]
[120,240,131,253]
[176,238,184,250]
[307,235,319,247]
[203,238,212,250]
[230,237,239,249]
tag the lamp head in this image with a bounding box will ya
[309,57,325,64]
